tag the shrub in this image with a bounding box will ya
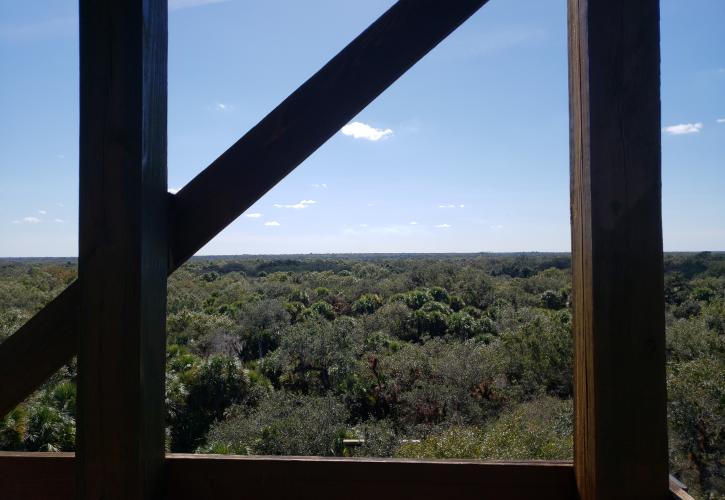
[203,393,349,456]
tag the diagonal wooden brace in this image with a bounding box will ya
[0,0,488,417]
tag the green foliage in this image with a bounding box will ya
[352,293,384,315]
[668,357,725,496]
[310,300,336,320]
[2,252,723,496]
[203,393,348,456]
[166,353,253,452]
[396,397,572,461]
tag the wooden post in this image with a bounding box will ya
[76,1,167,499]
[568,0,668,498]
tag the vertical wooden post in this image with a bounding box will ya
[76,1,167,499]
[568,0,668,499]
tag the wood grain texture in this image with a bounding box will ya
[0,453,576,500]
[0,0,488,416]
[568,0,668,498]
[76,1,168,499]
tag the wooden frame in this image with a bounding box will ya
[0,0,673,498]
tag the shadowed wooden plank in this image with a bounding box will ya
[0,453,576,500]
[75,0,168,498]
[568,0,668,498]
[0,0,488,416]
[0,283,78,417]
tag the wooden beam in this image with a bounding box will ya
[0,0,489,415]
[169,0,489,268]
[76,1,167,499]
[0,453,576,500]
[165,455,575,500]
[568,0,668,498]
[0,283,78,416]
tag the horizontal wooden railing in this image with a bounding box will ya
[0,452,575,500]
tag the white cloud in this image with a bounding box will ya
[168,187,180,194]
[54,218,65,223]
[358,224,369,228]
[23,216,40,224]
[438,203,465,209]
[214,103,232,112]
[245,212,263,218]
[56,154,65,159]
[38,209,47,215]
[341,122,393,141]
[274,200,316,210]
[409,221,419,225]
[169,0,229,11]
[663,122,703,135]
[57,203,65,208]
[11,220,20,224]
[717,118,725,123]
[435,224,452,229]
[490,224,504,230]
[264,221,281,227]
[311,183,328,189]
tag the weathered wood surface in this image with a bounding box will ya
[0,452,697,500]
[75,1,168,499]
[0,0,488,417]
[0,452,75,500]
[568,0,668,498]
[0,282,78,417]
[0,453,576,500]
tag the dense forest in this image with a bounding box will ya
[1,253,723,498]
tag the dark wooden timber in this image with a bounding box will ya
[0,282,78,417]
[568,0,668,498]
[169,0,489,268]
[0,453,576,500]
[75,1,168,499]
[0,0,488,416]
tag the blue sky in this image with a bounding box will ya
[1,0,723,256]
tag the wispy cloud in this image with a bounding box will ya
[168,187,180,194]
[56,154,65,159]
[341,122,393,141]
[663,122,703,135]
[57,203,65,208]
[245,213,263,218]
[490,224,504,230]
[435,224,452,229]
[54,219,65,224]
[274,200,316,210]
[438,204,465,209]
[22,216,40,224]
[213,102,232,112]
[409,221,419,225]
[264,221,281,227]
[11,220,20,224]
[38,209,47,215]
[169,0,230,11]
[311,183,328,189]
[717,118,725,124]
